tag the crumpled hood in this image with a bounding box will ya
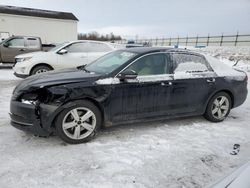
[14,69,102,93]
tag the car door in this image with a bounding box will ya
[169,53,216,115]
[109,53,173,123]
[0,37,26,63]
[87,42,114,63]
[57,42,89,69]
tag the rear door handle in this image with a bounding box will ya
[207,78,216,83]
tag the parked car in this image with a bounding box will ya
[13,40,115,78]
[9,47,248,144]
[0,36,55,64]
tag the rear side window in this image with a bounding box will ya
[173,54,210,73]
[126,53,170,76]
[26,38,40,48]
[88,43,113,52]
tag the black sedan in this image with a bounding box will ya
[10,47,248,144]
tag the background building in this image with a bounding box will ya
[0,5,78,44]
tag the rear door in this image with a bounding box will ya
[169,53,216,115]
[0,37,26,63]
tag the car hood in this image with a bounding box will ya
[15,51,51,58]
[14,68,102,93]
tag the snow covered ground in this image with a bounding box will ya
[0,48,250,188]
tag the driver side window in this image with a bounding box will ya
[7,38,25,48]
[64,42,90,53]
[125,53,169,76]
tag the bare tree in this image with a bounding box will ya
[78,31,122,41]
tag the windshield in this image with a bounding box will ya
[85,50,138,74]
[49,42,68,52]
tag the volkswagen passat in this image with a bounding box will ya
[10,47,248,144]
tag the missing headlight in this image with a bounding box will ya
[19,88,51,105]
[20,93,38,105]
[21,99,37,105]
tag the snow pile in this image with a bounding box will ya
[205,55,246,79]
[95,77,120,85]
[189,46,250,72]
[0,69,21,81]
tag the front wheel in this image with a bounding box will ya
[204,92,232,122]
[55,100,102,144]
[31,65,52,75]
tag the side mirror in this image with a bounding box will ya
[117,69,138,81]
[3,42,9,48]
[58,49,68,55]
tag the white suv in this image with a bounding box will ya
[13,40,115,78]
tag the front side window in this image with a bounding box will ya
[50,42,68,52]
[173,54,210,73]
[125,53,169,76]
[7,38,25,47]
[65,42,90,53]
[85,50,137,74]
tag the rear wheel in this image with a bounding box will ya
[31,65,52,75]
[204,92,232,122]
[55,100,102,144]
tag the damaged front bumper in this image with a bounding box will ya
[9,101,57,137]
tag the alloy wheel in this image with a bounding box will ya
[211,96,230,120]
[62,107,96,140]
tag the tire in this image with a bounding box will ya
[204,92,232,122]
[30,65,52,75]
[55,100,102,144]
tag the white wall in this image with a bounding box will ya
[0,13,77,44]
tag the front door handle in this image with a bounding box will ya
[19,49,26,52]
[161,81,172,86]
[207,78,216,83]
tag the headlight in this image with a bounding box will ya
[16,57,32,63]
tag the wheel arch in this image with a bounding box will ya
[219,89,234,107]
[50,97,106,129]
[29,63,54,75]
[205,89,235,112]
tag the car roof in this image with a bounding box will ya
[123,47,197,55]
[69,40,112,44]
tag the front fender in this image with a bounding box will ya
[41,84,111,131]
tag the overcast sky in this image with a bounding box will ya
[1,0,250,38]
